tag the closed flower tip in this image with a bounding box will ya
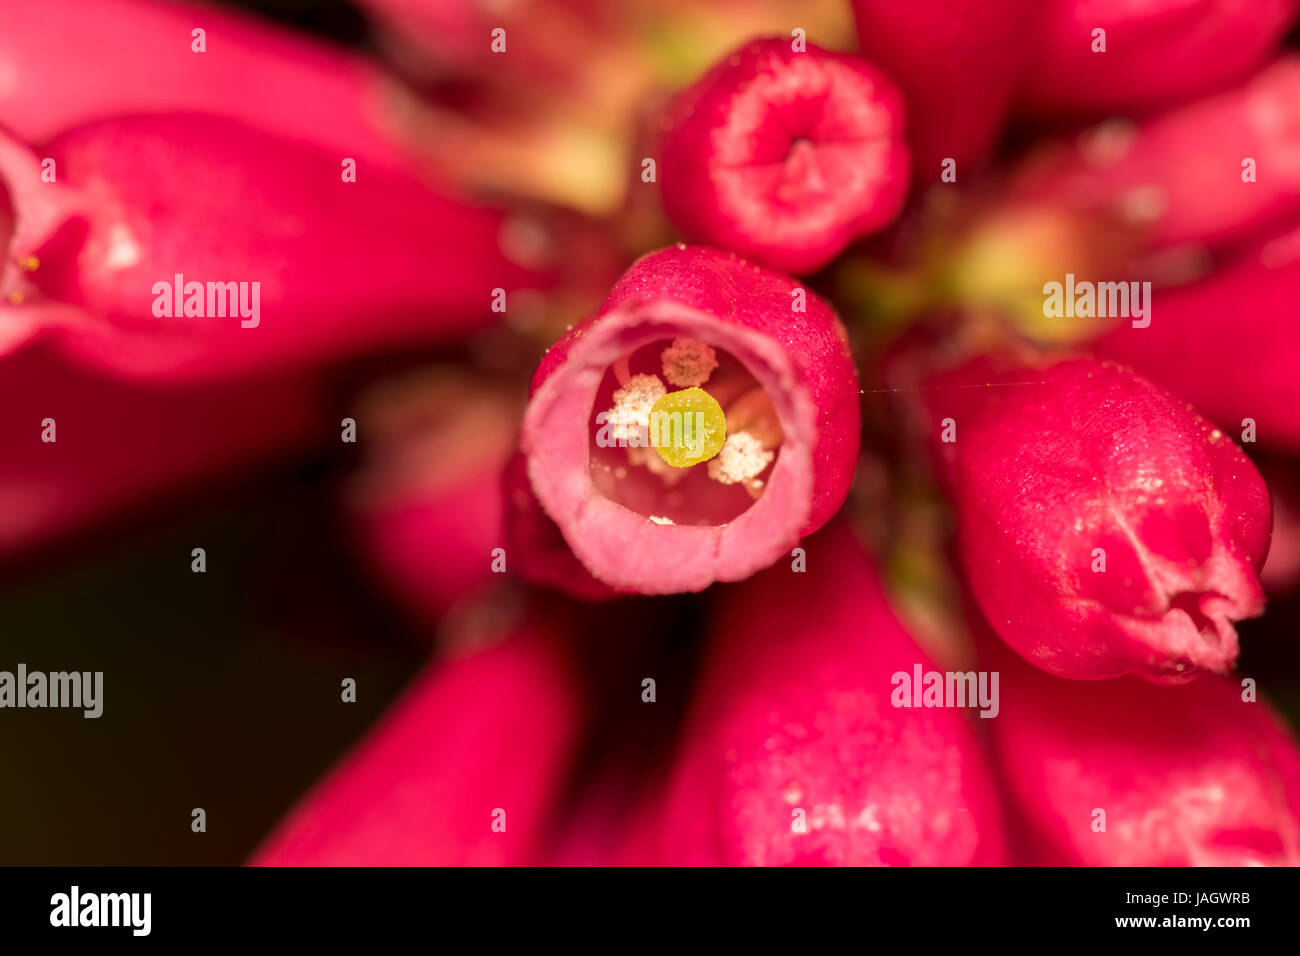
[658,38,909,274]
[932,358,1271,682]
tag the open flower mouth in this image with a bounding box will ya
[588,337,783,526]
[522,284,825,595]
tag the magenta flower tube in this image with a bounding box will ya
[521,244,860,594]
[655,520,1008,865]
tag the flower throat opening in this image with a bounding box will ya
[587,337,784,526]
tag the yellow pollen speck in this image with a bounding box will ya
[20,256,39,271]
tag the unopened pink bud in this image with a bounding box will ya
[521,245,860,594]
[655,521,1008,865]
[658,38,909,274]
[933,358,1271,682]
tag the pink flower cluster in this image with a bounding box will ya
[5,0,1300,867]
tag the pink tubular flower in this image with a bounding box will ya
[521,244,860,594]
[1017,0,1300,116]
[251,621,582,865]
[932,358,1271,683]
[657,38,909,274]
[851,0,1036,175]
[655,520,1008,865]
[986,646,1300,865]
[1095,238,1300,450]
[0,0,410,167]
[1,114,548,382]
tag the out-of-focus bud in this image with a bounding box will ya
[1017,0,1300,116]
[251,619,582,865]
[851,0,1037,176]
[655,520,1008,865]
[986,643,1300,865]
[658,38,909,274]
[1095,236,1300,450]
[1012,57,1300,255]
[930,358,1271,682]
[0,114,550,382]
[521,245,860,594]
[343,369,521,625]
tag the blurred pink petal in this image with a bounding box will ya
[655,520,1008,865]
[932,358,1271,682]
[658,37,909,274]
[252,622,583,865]
[0,0,411,166]
[987,644,1300,865]
[1018,0,1300,116]
[9,113,547,382]
[522,245,860,594]
[851,0,1036,175]
[0,344,320,558]
[1095,240,1300,449]
[344,371,521,624]
[1011,56,1300,255]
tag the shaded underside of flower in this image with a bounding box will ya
[986,643,1300,866]
[522,245,858,594]
[658,37,909,274]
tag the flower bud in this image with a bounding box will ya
[932,358,1271,682]
[658,38,909,274]
[521,245,860,594]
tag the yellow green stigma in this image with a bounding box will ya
[649,387,726,467]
